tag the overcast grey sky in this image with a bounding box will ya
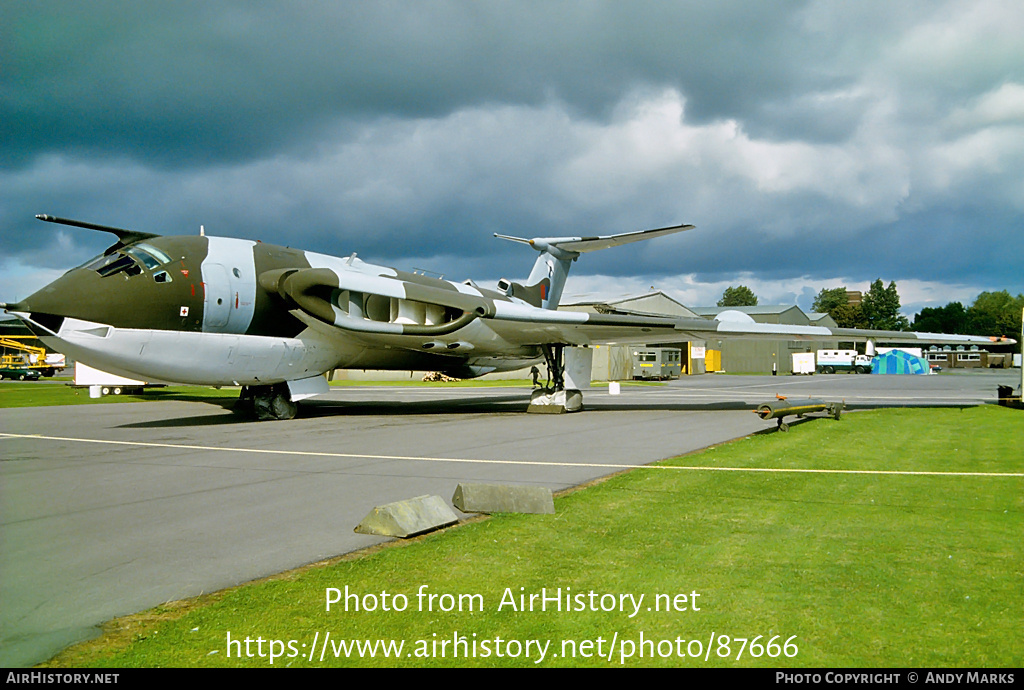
[2,1,1022,316]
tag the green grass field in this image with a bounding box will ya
[0,382,240,408]
[39,405,1022,668]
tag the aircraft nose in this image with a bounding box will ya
[14,283,63,317]
[11,269,107,327]
[3,282,72,336]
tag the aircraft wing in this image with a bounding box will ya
[483,306,1016,348]
[260,265,1015,350]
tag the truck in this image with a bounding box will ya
[816,349,873,374]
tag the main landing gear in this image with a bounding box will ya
[527,344,583,414]
[236,383,298,421]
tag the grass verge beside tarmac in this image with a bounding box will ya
[0,383,240,408]
[0,378,662,408]
[40,405,1022,668]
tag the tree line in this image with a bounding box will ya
[716,281,1022,348]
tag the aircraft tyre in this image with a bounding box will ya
[269,393,297,421]
[246,384,298,421]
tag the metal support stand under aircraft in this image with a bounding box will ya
[527,344,584,413]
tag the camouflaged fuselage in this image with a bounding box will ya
[13,235,545,385]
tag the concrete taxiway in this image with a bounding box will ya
[1,371,1018,666]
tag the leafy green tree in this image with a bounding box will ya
[966,290,1024,342]
[811,287,848,315]
[912,302,967,334]
[717,285,758,307]
[832,302,868,329]
[909,293,1021,352]
[811,286,867,328]
[861,279,909,331]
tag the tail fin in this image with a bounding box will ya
[494,223,694,309]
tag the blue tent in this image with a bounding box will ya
[871,349,930,375]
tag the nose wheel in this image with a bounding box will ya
[237,384,298,421]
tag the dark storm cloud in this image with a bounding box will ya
[1,0,854,167]
[2,1,1023,310]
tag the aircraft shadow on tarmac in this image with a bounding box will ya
[115,388,986,429]
[117,393,531,428]
[118,393,751,428]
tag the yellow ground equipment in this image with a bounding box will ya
[0,336,66,377]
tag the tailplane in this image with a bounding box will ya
[494,222,694,309]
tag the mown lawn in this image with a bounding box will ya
[41,405,1022,668]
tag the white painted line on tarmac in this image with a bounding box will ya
[659,393,992,401]
[2,432,1021,478]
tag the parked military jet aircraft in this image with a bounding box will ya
[3,214,1014,419]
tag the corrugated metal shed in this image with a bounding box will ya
[692,305,838,373]
[560,292,702,378]
[561,291,698,318]
[691,305,808,325]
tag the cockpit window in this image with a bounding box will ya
[84,243,173,279]
[88,252,137,277]
[126,247,160,270]
[133,243,172,266]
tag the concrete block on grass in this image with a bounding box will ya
[354,495,458,538]
[452,482,555,514]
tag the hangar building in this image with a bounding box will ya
[688,305,839,374]
[560,292,707,378]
